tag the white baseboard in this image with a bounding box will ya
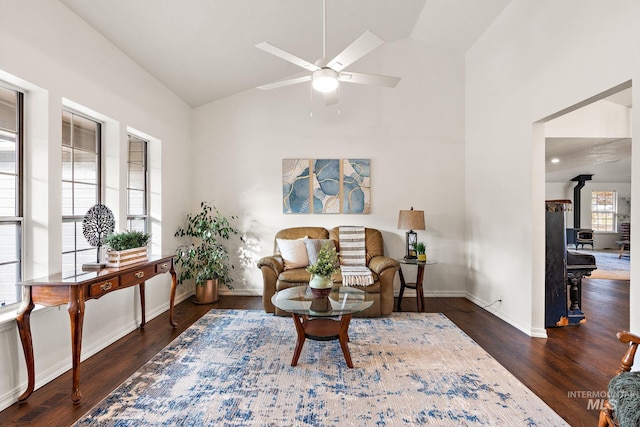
[464,292,547,338]
[219,289,262,297]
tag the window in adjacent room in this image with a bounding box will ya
[591,190,617,232]
[0,85,23,307]
[62,110,101,272]
[127,134,148,232]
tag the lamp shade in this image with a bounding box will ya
[397,208,425,231]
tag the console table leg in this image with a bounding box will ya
[16,286,35,403]
[139,282,146,328]
[68,286,85,404]
[169,265,178,327]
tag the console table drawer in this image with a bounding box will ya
[156,260,172,274]
[121,265,156,287]
[89,278,121,298]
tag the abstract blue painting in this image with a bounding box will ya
[283,158,370,214]
[282,159,310,213]
[343,159,370,214]
[312,159,340,213]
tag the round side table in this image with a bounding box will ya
[397,258,437,312]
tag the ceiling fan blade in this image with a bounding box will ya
[326,31,384,72]
[323,90,339,105]
[255,42,320,72]
[338,71,400,88]
[257,75,312,90]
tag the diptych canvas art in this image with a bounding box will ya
[283,159,370,214]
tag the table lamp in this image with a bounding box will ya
[398,207,425,259]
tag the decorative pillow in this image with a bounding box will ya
[276,238,309,270]
[305,239,337,265]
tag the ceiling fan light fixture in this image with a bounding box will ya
[312,68,339,92]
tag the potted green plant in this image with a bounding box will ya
[105,230,151,251]
[174,201,242,304]
[104,230,151,267]
[415,242,427,262]
[306,243,339,297]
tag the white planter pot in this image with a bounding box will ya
[309,274,332,289]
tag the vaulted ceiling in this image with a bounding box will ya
[59,0,511,107]
[57,0,631,184]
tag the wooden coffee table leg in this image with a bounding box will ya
[339,314,353,368]
[290,314,306,366]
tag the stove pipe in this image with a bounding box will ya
[571,174,593,228]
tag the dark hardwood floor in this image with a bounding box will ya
[0,278,629,426]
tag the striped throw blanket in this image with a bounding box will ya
[339,226,374,286]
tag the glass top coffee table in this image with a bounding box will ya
[271,286,373,368]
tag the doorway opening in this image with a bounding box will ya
[542,80,632,328]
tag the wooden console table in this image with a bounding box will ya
[15,255,177,404]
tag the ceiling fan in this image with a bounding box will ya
[255,0,400,105]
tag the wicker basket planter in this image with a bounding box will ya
[106,246,148,268]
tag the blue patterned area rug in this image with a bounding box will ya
[579,250,630,280]
[590,250,629,271]
[74,310,567,426]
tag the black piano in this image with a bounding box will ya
[545,200,597,327]
[565,250,597,325]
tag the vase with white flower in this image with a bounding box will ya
[306,243,339,297]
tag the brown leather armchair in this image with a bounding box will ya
[257,226,399,317]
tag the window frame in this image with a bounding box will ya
[591,190,617,233]
[0,85,24,308]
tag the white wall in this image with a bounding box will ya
[0,1,192,410]
[190,37,467,300]
[466,0,640,336]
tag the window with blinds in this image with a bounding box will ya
[61,110,101,273]
[127,134,148,233]
[0,85,23,307]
